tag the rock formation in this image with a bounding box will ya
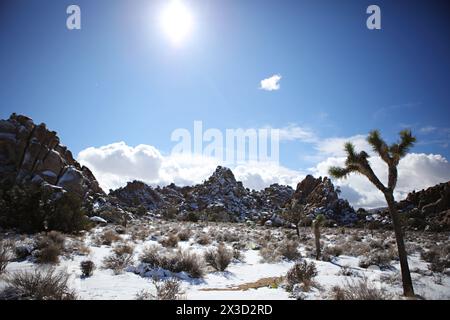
[0,113,103,199]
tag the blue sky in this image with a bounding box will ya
[1,0,449,203]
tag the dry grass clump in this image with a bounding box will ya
[358,247,397,269]
[421,245,450,273]
[331,277,392,300]
[159,233,180,248]
[260,240,300,263]
[0,268,76,300]
[279,240,301,261]
[177,228,192,241]
[139,245,204,278]
[204,243,233,271]
[34,231,66,264]
[196,233,211,246]
[96,229,122,246]
[102,242,135,274]
[259,242,281,263]
[136,278,185,300]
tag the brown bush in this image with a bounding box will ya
[279,240,301,261]
[80,260,95,277]
[204,243,233,271]
[285,260,318,292]
[100,230,121,246]
[331,277,392,300]
[136,278,184,300]
[35,233,66,264]
[196,233,211,246]
[260,243,281,263]
[139,246,204,278]
[153,278,184,300]
[0,268,76,300]
[159,233,179,248]
[102,243,135,274]
[359,249,396,269]
[177,229,192,241]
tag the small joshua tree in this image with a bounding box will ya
[328,129,416,297]
[312,214,325,260]
[281,199,306,237]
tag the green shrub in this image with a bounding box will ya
[0,184,90,233]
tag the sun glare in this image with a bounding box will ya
[160,0,193,46]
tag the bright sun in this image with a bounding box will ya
[160,0,193,46]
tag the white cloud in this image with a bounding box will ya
[260,74,282,91]
[77,142,305,192]
[78,141,450,210]
[314,134,372,157]
[278,124,317,143]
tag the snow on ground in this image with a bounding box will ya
[1,221,449,300]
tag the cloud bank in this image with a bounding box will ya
[78,140,450,209]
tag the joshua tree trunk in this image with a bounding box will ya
[295,223,300,237]
[313,222,320,260]
[384,191,415,297]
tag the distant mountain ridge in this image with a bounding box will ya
[109,165,357,226]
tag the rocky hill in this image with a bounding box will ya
[361,181,450,231]
[0,113,103,199]
[110,166,357,226]
[290,175,357,225]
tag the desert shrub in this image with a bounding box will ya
[136,278,184,300]
[170,249,204,278]
[139,247,204,278]
[80,260,95,277]
[102,243,135,274]
[0,268,76,300]
[331,278,392,300]
[204,243,233,271]
[100,230,121,246]
[159,233,179,248]
[260,243,282,263]
[285,260,318,292]
[0,240,14,274]
[177,229,192,241]
[222,232,240,243]
[153,278,184,300]
[0,184,89,233]
[359,249,396,269]
[323,245,343,257]
[279,240,301,261]
[421,246,449,273]
[34,232,66,264]
[196,233,211,246]
[140,245,162,266]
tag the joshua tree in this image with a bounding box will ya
[281,199,306,237]
[312,214,325,260]
[328,129,416,297]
